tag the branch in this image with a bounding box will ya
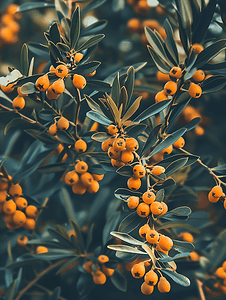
[196,279,206,300]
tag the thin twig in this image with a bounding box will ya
[196,279,206,300]
[74,88,81,139]
[34,283,67,300]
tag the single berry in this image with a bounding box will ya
[72,74,86,89]
[57,117,69,130]
[164,81,177,95]
[188,82,202,98]
[133,164,146,178]
[136,202,150,218]
[74,139,87,153]
[127,177,141,191]
[142,191,155,204]
[55,64,68,78]
[146,229,159,244]
[127,196,140,209]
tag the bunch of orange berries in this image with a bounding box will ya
[83,255,114,285]
[0,82,28,111]
[208,185,226,208]
[0,4,21,47]
[131,261,171,294]
[0,173,39,230]
[17,234,48,254]
[64,160,103,195]
[213,260,226,295]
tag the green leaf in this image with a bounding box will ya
[134,84,159,94]
[37,162,69,173]
[77,34,105,52]
[125,124,147,138]
[48,41,64,62]
[17,2,54,12]
[49,22,61,44]
[184,117,201,131]
[4,118,38,135]
[81,0,107,15]
[70,6,80,49]
[55,257,78,275]
[56,130,75,144]
[161,269,190,286]
[34,251,76,260]
[172,240,195,253]
[91,132,110,142]
[20,44,29,76]
[69,219,85,252]
[38,109,55,121]
[55,0,69,20]
[201,75,226,94]
[121,96,142,123]
[107,244,146,255]
[73,61,101,75]
[116,165,133,177]
[49,287,62,300]
[156,221,200,234]
[24,129,60,147]
[103,212,121,245]
[119,86,128,114]
[86,111,112,126]
[147,46,172,73]
[118,211,145,233]
[105,93,120,124]
[124,66,135,105]
[133,99,171,123]
[159,252,191,263]
[164,19,179,66]
[165,157,188,177]
[110,269,127,292]
[110,231,143,246]
[140,124,161,157]
[87,79,111,93]
[81,20,108,37]
[114,188,142,201]
[111,73,120,107]
[28,43,49,59]
[166,206,192,216]
[155,189,165,202]
[86,223,94,251]
[77,273,94,296]
[48,229,73,249]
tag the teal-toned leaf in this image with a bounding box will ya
[73,61,101,75]
[86,223,94,251]
[159,252,191,263]
[201,75,226,94]
[77,272,94,296]
[56,257,78,275]
[164,19,179,66]
[156,221,200,234]
[38,109,55,121]
[87,79,111,93]
[110,231,143,246]
[121,96,142,123]
[91,132,110,142]
[107,244,146,255]
[147,46,172,73]
[20,44,29,76]
[103,212,121,245]
[37,162,69,173]
[20,82,36,94]
[140,124,161,157]
[110,269,127,292]
[56,130,75,144]
[17,2,54,12]
[48,41,64,62]
[47,228,73,249]
[124,66,135,105]
[105,93,120,124]
[81,0,107,15]
[60,18,70,41]
[81,20,107,37]
[28,42,50,59]
[165,157,188,177]
[24,129,60,146]
[4,118,38,135]
[118,211,145,233]
[77,34,105,52]
[125,124,147,138]
[133,99,171,123]
[33,251,76,260]
[134,84,159,94]
[165,206,192,217]
[119,86,128,114]
[172,240,195,253]
[161,269,190,286]
[26,239,64,248]
[155,189,165,202]
[69,219,85,252]
[70,6,80,49]
[114,188,142,201]
[212,164,226,171]
[57,42,70,52]
[184,117,201,131]
[49,22,61,44]
[116,165,133,177]
[86,111,112,126]
[55,0,69,20]
[111,73,120,107]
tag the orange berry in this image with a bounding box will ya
[194,125,205,136]
[0,190,7,203]
[169,67,183,79]
[36,246,48,254]
[158,235,173,251]
[74,139,87,153]
[139,224,151,238]
[210,186,224,198]
[127,18,141,32]
[13,210,26,226]
[5,222,20,230]
[102,265,114,276]
[173,136,185,149]
[111,159,125,168]
[151,166,165,176]
[74,53,83,62]
[3,213,14,223]
[7,4,19,15]
[222,261,226,272]
[141,282,154,295]
[48,123,58,135]
[98,255,109,264]
[1,83,14,93]
[161,202,168,215]
[188,82,202,98]
[155,90,168,103]
[84,70,96,77]
[215,267,226,279]
[113,138,126,151]
[127,196,140,209]
[102,137,116,152]
[49,65,56,72]
[127,177,141,191]
[160,144,173,155]
[15,197,28,210]
[64,171,79,186]
[9,183,22,197]
[179,232,194,243]
[3,199,16,214]
[190,251,199,261]
[131,262,145,278]
[17,235,28,247]
[91,174,104,181]
[144,270,158,286]
[142,191,155,204]
[46,86,59,100]
[57,117,69,130]
[164,81,177,96]
[80,172,93,187]
[121,150,134,164]
[17,86,28,97]
[83,261,93,273]
[158,277,171,293]
[23,218,36,230]
[108,147,121,160]
[156,71,170,82]
[72,74,86,89]
[136,202,150,218]
[192,70,205,82]
[55,64,68,78]
[150,201,164,215]
[25,205,39,218]
[107,125,118,135]
[12,96,25,110]
[133,164,146,178]
[35,74,50,92]
[191,43,204,54]
[72,180,87,195]
[75,161,88,174]
[146,229,159,244]
[87,180,99,194]
[93,270,106,285]
[0,177,9,190]
[125,138,139,151]
[52,79,65,94]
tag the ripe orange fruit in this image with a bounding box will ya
[190,251,199,261]
[74,139,87,153]
[98,255,109,264]
[9,183,22,197]
[133,164,146,178]
[36,246,48,254]
[191,43,204,54]
[83,261,93,273]
[160,144,173,155]
[57,117,69,130]
[111,159,125,168]
[102,265,114,276]
[179,232,194,243]
[169,67,183,79]
[0,190,7,203]
[156,71,170,82]
[74,53,83,62]
[17,235,28,247]
[71,180,86,195]
[127,196,140,209]
[72,74,86,89]
[136,202,150,218]
[131,262,145,278]
[87,180,99,193]
[192,70,205,82]
[46,86,60,100]
[35,74,50,92]
[141,282,154,295]
[158,235,173,251]
[173,136,185,149]
[161,202,168,215]
[52,79,65,94]
[75,161,88,174]
[108,147,121,160]
[139,224,150,238]
[127,18,141,32]
[55,64,68,78]
[80,172,93,187]
[151,166,165,176]
[125,138,139,151]
[127,177,141,191]
[107,125,118,135]
[93,270,106,285]
[222,261,226,272]
[146,229,159,244]
[210,186,224,198]
[113,138,126,151]
[121,150,134,164]
[188,82,202,98]
[13,210,26,226]
[84,70,96,77]
[155,91,168,103]
[1,83,14,93]
[164,81,177,96]
[64,171,79,186]
[158,277,171,293]
[142,191,155,204]
[12,96,25,110]
[215,267,226,279]
[3,199,16,214]
[23,218,36,230]
[150,201,163,215]
[91,174,104,181]
[25,205,39,218]
[17,86,28,97]
[48,123,58,135]
[144,270,158,286]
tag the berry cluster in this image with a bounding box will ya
[208,185,226,208]
[214,260,226,295]
[64,161,103,195]
[17,235,48,254]
[0,173,38,230]
[83,255,114,285]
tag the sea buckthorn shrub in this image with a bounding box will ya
[1,0,226,300]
